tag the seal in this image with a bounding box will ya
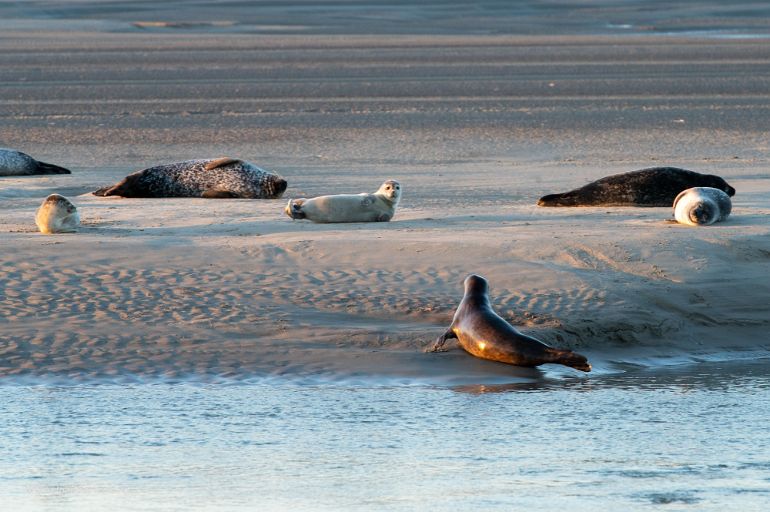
[35,194,80,234]
[93,157,287,198]
[673,187,732,226]
[428,274,591,372]
[285,179,401,223]
[0,148,71,176]
[537,167,735,207]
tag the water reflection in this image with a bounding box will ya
[453,358,770,394]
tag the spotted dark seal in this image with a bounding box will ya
[428,274,591,372]
[93,157,287,198]
[537,167,735,207]
[0,148,71,176]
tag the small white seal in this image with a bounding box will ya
[285,180,401,223]
[673,187,732,226]
[35,194,80,234]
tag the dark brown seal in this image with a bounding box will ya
[537,167,735,207]
[428,274,591,372]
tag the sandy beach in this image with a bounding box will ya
[1,1,770,386]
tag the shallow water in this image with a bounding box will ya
[1,359,768,511]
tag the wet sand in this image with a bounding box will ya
[1,1,769,384]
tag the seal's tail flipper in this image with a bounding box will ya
[550,349,591,372]
[537,192,579,207]
[36,161,72,175]
[93,178,128,197]
[92,185,112,196]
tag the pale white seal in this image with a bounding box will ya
[673,187,732,226]
[35,194,80,234]
[285,180,401,223]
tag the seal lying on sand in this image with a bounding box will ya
[428,274,591,372]
[285,180,401,223]
[93,157,287,198]
[537,167,735,207]
[0,148,71,176]
[673,187,732,226]
[35,194,80,234]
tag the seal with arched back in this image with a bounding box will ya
[673,187,732,226]
[537,167,735,207]
[284,180,401,223]
[93,157,287,198]
[428,274,591,372]
[1,148,71,176]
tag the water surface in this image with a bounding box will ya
[1,359,768,511]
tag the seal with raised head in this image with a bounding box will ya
[428,274,591,372]
[93,157,287,198]
[285,179,401,223]
[1,148,71,176]
[35,194,80,234]
[673,187,732,226]
[537,167,735,207]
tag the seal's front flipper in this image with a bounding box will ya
[202,188,239,198]
[204,157,242,171]
[426,329,457,353]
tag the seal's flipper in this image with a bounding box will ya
[548,348,591,372]
[35,161,72,175]
[426,329,457,352]
[93,179,127,197]
[204,157,242,171]
[537,192,579,207]
[202,188,239,198]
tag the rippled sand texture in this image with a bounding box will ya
[1,1,770,383]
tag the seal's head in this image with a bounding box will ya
[463,274,489,297]
[44,193,77,213]
[377,180,401,204]
[284,198,306,219]
[704,174,736,197]
[270,177,288,198]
